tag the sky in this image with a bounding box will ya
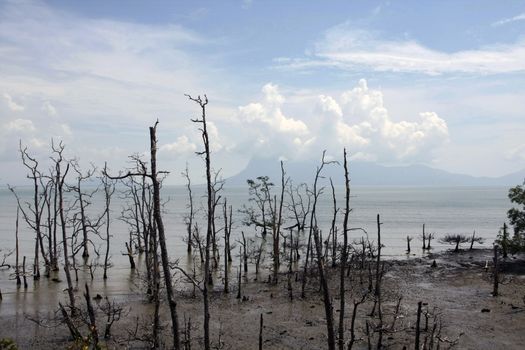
[1,0,525,185]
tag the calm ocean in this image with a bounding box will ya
[0,185,511,309]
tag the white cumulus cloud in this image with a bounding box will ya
[160,135,197,156]
[328,79,449,161]
[235,83,311,159]
[232,79,449,163]
[239,83,308,135]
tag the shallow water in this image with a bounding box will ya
[0,185,510,318]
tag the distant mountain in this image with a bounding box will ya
[226,157,525,187]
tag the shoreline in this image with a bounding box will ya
[1,248,524,349]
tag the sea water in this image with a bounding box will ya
[0,185,511,316]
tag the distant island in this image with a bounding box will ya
[227,157,525,186]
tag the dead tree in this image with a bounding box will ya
[41,176,57,272]
[105,121,180,349]
[223,199,232,293]
[422,224,426,250]
[338,148,350,350]
[493,245,499,296]
[22,256,28,288]
[192,224,205,263]
[183,314,192,350]
[469,231,483,250]
[69,160,97,259]
[119,158,156,278]
[15,206,21,286]
[210,173,224,271]
[348,293,368,350]
[52,141,75,313]
[301,151,335,298]
[182,165,194,253]
[415,301,422,350]
[258,313,263,350]
[101,172,115,279]
[187,94,213,350]
[225,202,233,262]
[286,181,311,233]
[309,152,336,350]
[0,249,12,270]
[59,302,81,340]
[84,283,99,347]
[370,214,383,319]
[149,122,180,349]
[102,297,123,339]
[426,232,434,250]
[9,143,50,279]
[236,256,242,299]
[329,178,339,268]
[314,226,335,350]
[272,161,287,284]
[49,168,60,271]
[287,232,293,300]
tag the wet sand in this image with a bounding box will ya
[1,249,524,349]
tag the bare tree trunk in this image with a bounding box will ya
[306,152,336,349]
[188,94,212,350]
[287,232,293,301]
[183,165,194,253]
[258,313,263,350]
[415,301,422,350]
[152,217,161,349]
[125,242,136,269]
[227,205,233,262]
[493,245,499,297]
[43,182,54,275]
[314,227,336,350]
[272,161,286,284]
[32,174,42,280]
[338,149,350,350]
[223,200,229,293]
[84,283,99,346]
[59,302,81,340]
[52,179,59,271]
[69,161,97,261]
[15,206,21,286]
[330,178,339,268]
[22,256,28,289]
[237,247,242,300]
[79,190,89,259]
[371,214,382,319]
[54,147,75,314]
[150,123,180,349]
[301,152,332,298]
[241,231,248,274]
[348,297,365,350]
[422,224,426,250]
[103,175,114,279]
